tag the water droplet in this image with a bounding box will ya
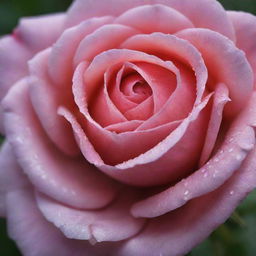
[203,173,208,178]
[214,158,219,162]
[201,168,206,173]
[62,187,68,193]
[236,155,242,161]
[228,148,234,153]
[184,190,189,196]
[219,150,224,154]
[229,190,234,195]
[50,179,57,186]
[41,174,47,180]
[16,137,24,144]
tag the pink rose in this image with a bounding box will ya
[1,0,256,255]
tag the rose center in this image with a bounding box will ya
[120,73,152,104]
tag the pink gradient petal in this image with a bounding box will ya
[199,83,230,165]
[121,33,207,106]
[120,62,177,113]
[48,16,114,85]
[73,24,139,66]
[137,63,196,131]
[120,145,256,256]
[66,0,235,40]
[131,92,256,218]
[29,48,80,156]
[124,97,154,121]
[78,48,185,116]
[228,11,256,73]
[14,13,65,52]
[6,187,110,256]
[105,120,143,133]
[60,106,179,167]
[61,95,210,186]
[3,78,119,209]
[177,28,253,115]
[0,36,31,133]
[107,66,139,113]
[74,62,127,128]
[36,188,146,242]
[0,142,29,216]
[0,142,28,191]
[115,4,194,33]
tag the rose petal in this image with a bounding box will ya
[119,62,177,113]
[14,13,65,52]
[177,28,253,115]
[121,33,207,106]
[199,83,230,165]
[0,142,29,216]
[59,106,180,167]
[60,95,210,186]
[0,36,31,133]
[36,188,146,242]
[115,4,194,33]
[73,24,139,66]
[66,0,235,40]
[124,97,154,121]
[48,16,114,85]
[120,144,256,256]
[29,48,80,156]
[228,11,256,74]
[131,92,256,218]
[3,78,119,209]
[6,187,108,256]
[105,120,143,133]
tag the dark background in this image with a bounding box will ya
[0,0,256,255]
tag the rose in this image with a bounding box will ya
[1,0,256,255]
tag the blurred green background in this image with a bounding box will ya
[0,0,256,255]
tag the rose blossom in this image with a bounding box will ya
[1,0,256,255]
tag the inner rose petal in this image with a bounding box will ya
[73,49,181,130]
[121,33,208,106]
[117,62,177,113]
[120,73,152,103]
[61,95,211,186]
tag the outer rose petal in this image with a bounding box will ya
[176,28,253,115]
[3,78,119,209]
[0,13,66,133]
[114,4,194,33]
[131,92,256,218]
[6,187,113,256]
[228,11,256,74]
[66,0,235,40]
[49,16,114,85]
[119,146,256,256]
[29,48,80,156]
[0,36,31,133]
[13,13,65,52]
[0,142,29,216]
[36,188,146,242]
